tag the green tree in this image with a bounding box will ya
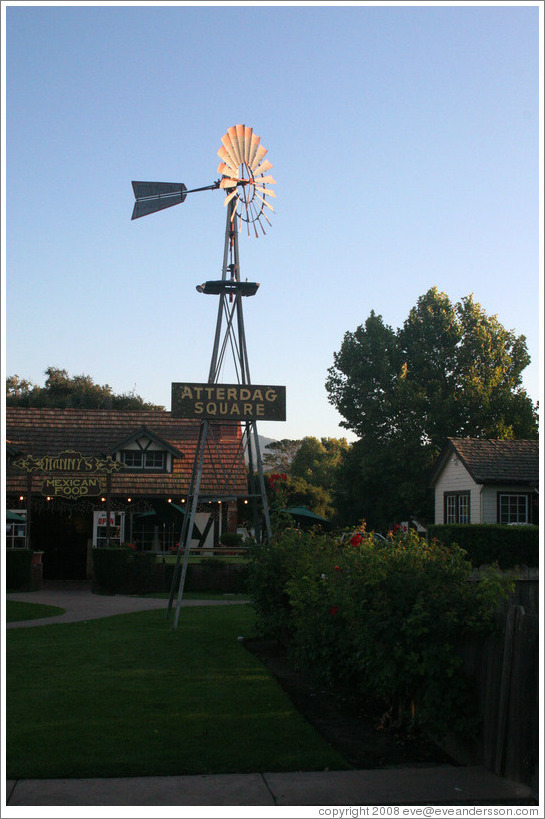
[282,474,335,520]
[262,438,302,472]
[291,436,350,491]
[262,436,349,524]
[326,288,538,528]
[6,367,163,410]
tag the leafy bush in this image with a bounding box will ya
[125,551,157,594]
[92,549,128,594]
[249,528,512,740]
[92,548,156,594]
[6,550,33,590]
[246,529,312,644]
[428,524,539,569]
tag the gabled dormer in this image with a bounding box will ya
[110,426,184,474]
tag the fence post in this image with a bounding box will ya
[494,604,524,776]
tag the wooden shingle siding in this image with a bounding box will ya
[6,408,248,498]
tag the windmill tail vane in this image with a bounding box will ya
[131,124,276,234]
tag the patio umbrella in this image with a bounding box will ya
[6,510,25,522]
[284,506,330,529]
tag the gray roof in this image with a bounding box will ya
[431,437,539,487]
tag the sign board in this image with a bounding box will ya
[41,477,105,499]
[95,511,120,528]
[13,450,124,474]
[171,383,286,421]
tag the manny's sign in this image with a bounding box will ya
[172,383,286,422]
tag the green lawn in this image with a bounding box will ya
[6,605,350,779]
[6,600,65,622]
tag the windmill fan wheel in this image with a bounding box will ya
[217,124,276,235]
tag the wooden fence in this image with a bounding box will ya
[445,569,539,789]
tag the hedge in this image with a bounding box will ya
[92,549,156,594]
[219,532,244,548]
[164,560,248,594]
[427,524,539,569]
[6,549,33,591]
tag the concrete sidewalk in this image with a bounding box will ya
[5,584,537,808]
[6,583,247,628]
[4,766,534,806]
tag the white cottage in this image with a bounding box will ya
[430,438,539,526]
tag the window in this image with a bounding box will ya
[6,515,27,548]
[444,492,470,524]
[120,450,166,471]
[498,493,530,524]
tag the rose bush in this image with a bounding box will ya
[248,527,512,739]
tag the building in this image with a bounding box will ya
[430,437,539,526]
[6,407,250,579]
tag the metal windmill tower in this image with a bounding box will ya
[131,125,283,628]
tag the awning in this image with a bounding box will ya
[6,511,25,523]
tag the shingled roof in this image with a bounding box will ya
[431,437,539,488]
[6,407,248,498]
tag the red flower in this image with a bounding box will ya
[350,533,364,547]
[334,565,341,572]
[268,473,287,491]
[329,606,339,616]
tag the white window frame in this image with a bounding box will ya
[498,493,530,525]
[6,511,27,548]
[444,492,470,524]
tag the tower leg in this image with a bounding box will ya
[167,420,209,629]
[250,421,272,542]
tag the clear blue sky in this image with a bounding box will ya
[3,2,542,444]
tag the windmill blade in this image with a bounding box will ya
[131,181,187,220]
[253,159,273,177]
[217,147,239,174]
[255,193,274,211]
[217,161,239,177]
[235,124,246,162]
[219,178,238,189]
[223,189,239,207]
[250,144,267,171]
[248,133,261,167]
[227,126,242,165]
[253,185,276,198]
[256,175,276,185]
[243,125,253,163]
[220,135,240,170]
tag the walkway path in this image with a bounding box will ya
[6,583,247,628]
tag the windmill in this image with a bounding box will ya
[131,125,281,628]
